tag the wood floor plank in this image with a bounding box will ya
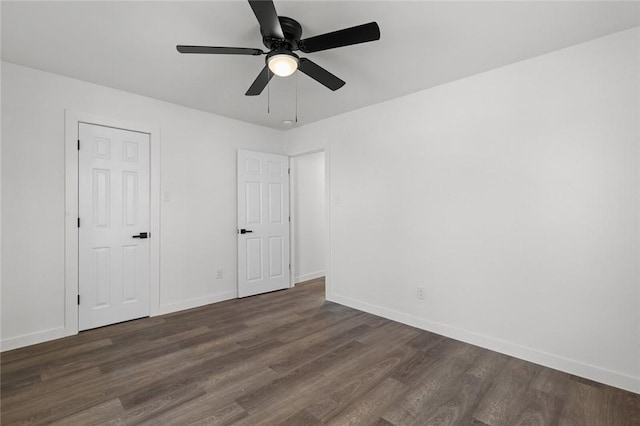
[241,299,325,327]
[39,338,162,381]
[153,325,211,344]
[0,317,166,365]
[325,377,406,426]
[558,379,640,426]
[389,343,440,385]
[0,371,41,396]
[117,339,282,410]
[50,398,124,426]
[392,373,486,426]
[3,338,244,423]
[233,341,420,425]
[372,418,396,426]
[356,319,422,347]
[234,340,368,414]
[305,346,418,422]
[381,342,484,426]
[188,402,248,426]
[1,366,103,408]
[276,409,323,426]
[2,277,639,426]
[105,382,206,425]
[406,330,446,351]
[195,312,376,389]
[472,357,543,425]
[529,367,572,399]
[144,369,279,425]
[507,389,563,426]
[268,323,372,374]
[1,338,112,377]
[465,349,512,382]
[1,379,118,424]
[236,303,360,348]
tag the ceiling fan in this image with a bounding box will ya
[177,0,380,96]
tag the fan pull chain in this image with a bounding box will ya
[295,71,298,123]
[267,69,271,114]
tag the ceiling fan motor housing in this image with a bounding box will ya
[263,16,302,51]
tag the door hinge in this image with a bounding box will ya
[288,168,290,175]
[288,216,290,222]
[77,217,80,228]
[77,295,80,305]
[77,139,80,150]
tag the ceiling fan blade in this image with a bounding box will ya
[298,58,345,91]
[248,0,284,39]
[299,22,380,53]
[177,45,264,55]
[245,66,274,96]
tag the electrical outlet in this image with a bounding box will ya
[216,269,223,279]
[416,287,425,300]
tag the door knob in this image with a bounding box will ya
[132,232,149,239]
[239,229,253,234]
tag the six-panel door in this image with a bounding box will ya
[237,150,290,297]
[78,123,150,330]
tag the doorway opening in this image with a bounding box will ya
[290,151,326,285]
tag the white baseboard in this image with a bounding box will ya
[1,326,75,352]
[294,270,325,284]
[155,289,237,316]
[2,290,238,352]
[327,292,640,395]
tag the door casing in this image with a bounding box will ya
[65,110,161,337]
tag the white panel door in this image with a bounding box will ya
[237,150,290,297]
[78,123,150,330]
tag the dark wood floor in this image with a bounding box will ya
[1,278,638,425]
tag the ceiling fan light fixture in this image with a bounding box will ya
[268,52,299,77]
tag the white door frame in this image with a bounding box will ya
[64,110,161,336]
[288,148,328,289]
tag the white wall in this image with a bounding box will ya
[1,62,283,350]
[292,152,325,283]
[2,27,639,394]
[283,28,640,393]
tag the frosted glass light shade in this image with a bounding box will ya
[268,54,299,77]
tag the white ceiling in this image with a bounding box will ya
[2,1,639,130]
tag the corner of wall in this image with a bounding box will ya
[326,291,640,394]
